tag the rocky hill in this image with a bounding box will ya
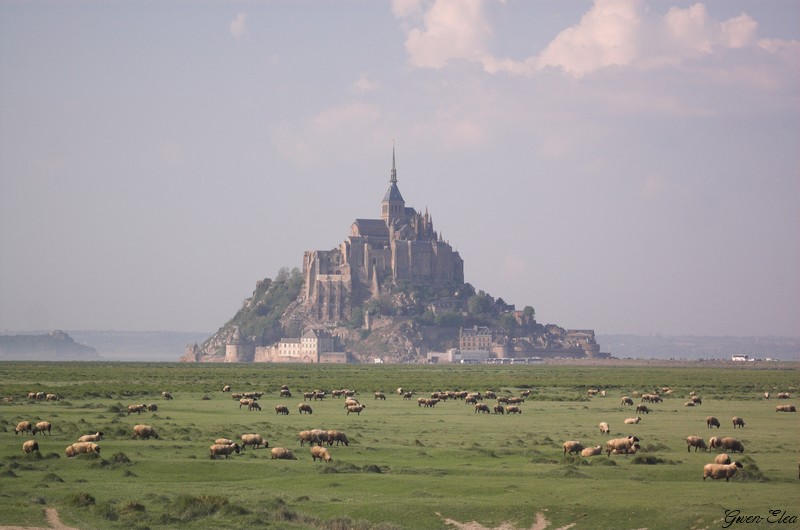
[0,330,99,360]
[182,266,599,363]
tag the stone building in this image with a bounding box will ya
[302,149,464,322]
[251,328,345,363]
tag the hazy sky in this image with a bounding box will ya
[1,0,798,338]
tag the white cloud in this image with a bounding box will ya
[230,12,247,40]
[536,0,644,76]
[402,0,492,69]
[393,0,795,79]
[352,74,379,95]
[391,0,423,18]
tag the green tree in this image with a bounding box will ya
[434,312,464,327]
[498,313,518,333]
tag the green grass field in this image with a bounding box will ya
[0,362,797,530]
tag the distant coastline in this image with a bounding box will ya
[1,330,798,362]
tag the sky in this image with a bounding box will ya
[1,0,798,338]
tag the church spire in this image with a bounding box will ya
[390,142,397,183]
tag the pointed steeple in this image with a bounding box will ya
[382,142,405,225]
[390,142,397,183]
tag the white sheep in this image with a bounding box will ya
[731,417,745,429]
[14,421,33,435]
[23,440,39,454]
[209,443,240,459]
[270,447,297,460]
[132,424,159,440]
[562,440,584,455]
[32,421,52,435]
[240,433,267,451]
[310,446,332,462]
[606,436,639,456]
[703,461,743,481]
[714,453,731,465]
[78,432,104,443]
[598,422,610,434]
[581,445,602,457]
[686,436,708,452]
[624,417,641,425]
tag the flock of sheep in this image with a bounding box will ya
[11,383,796,483]
[560,387,796,482]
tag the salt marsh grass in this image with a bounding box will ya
[0,362,797,529]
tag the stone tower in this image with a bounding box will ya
[302,148,464,322]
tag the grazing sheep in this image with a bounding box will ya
[635,404,651,414]
[505,405,522,414]
[562,440,584,455]
[326,430,349,446]
[275,405,290,415]
[715,453,731,465]
[474,403,491,414]
[298,430,321,447]
[209,443,240,459]
[777,392,791,399]
[731,416,745,429]
[691,396,703,405]
[240,433,267,451]
[68,442,101,456]
[521,390,532,398]
[686,436,708,452]
[162,391,173,400]
[717,437,745,453]
[621,397,634,406]
[32,421,52,435]
[764,392,769,399]
[403,391,414,400]
[14,421,33,435]
[612,443,640,455]
[605,436,640,456]
[78,432,104,443]
[279,388,292,398]
[298,403,313,414]
[310,446,332,463]
[214,438,234,445]
[706,416,721,429]
[703,461,743,481]
[127,404,147,415]
[222,385,231,392]
[45,393,59,401]
[581,445,602,457]
[346,404,365,415]
[248,401,261,412]
[35,392,45,401]
[374,392,386,400]
[147,403,158,412]
[271,447,297,460]
[239,398,254,409]
[493,404,505,414]
[132,424,159,440]
[684,401,695,407]
[709,436,720,449]
[344,398,361,408]
[507,397,525,405]
[776,404,796,412]
[23,440,39,454]
[624,417,641,425]
[599,422,610,434]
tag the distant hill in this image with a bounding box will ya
[597,334,800,361]
[0,330,209,361]
[0,330,99,360]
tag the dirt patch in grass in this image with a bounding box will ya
[439,511,580,530]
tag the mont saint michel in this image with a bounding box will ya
[183,151,602,364]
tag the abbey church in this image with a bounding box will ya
[183,149,603,363]
[302,149,464,322]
